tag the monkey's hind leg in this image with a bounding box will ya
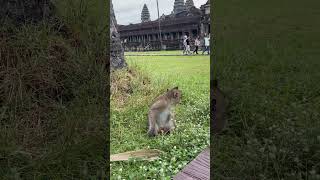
[148,124,159,137]
[147,111,159,137]
[148,123,159,137]
[168,120,176,133]
[165,117,176,134]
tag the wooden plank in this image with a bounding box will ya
[173,147,210,180]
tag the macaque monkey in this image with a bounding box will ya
[212,79,228,134]
[147,87,182,137]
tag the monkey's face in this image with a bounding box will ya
[170,88,182,105]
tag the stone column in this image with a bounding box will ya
[110,0,127,69]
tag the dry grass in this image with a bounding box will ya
[111,68,151,111]
[0,0,107,178]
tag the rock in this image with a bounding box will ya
[110,0,127,69]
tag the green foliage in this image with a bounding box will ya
[213,0,320,179]
[0,0,107,179]
[110,55,210,179]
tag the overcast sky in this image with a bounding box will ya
[113,0,208,25]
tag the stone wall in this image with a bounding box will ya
[110,0,127,69]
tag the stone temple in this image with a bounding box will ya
[141,4,151,23]
[118,0,210,51]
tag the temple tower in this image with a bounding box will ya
[141,4,151,23]
[185,0,195,10]
[173,0,185,14]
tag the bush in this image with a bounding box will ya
[0,0,107,178]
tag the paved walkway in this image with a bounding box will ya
[173,147,210,180]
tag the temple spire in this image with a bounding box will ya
[185,0,195,10]
[141,4,151,23]
[173,0,185,14]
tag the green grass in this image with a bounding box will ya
[213,0,320,179]
[125,50,209,56]
[0,0,107,179]
[110,54,210,179]
[125,50,181,55]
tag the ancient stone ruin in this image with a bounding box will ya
[185,0,195,10]
[110,0,127,69]
[141,4,151,23]
[173,0,186,14]
[118,0,210,51]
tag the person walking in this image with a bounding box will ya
[193,37,200,54]
[202,34,210,55]
[182,35,187,55]
[185,36,191,55]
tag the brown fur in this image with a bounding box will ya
[147,87,182,137]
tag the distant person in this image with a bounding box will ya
[182,35,187,55]
[193,37,200,54]
[185,36,191,55]
[202,34,210,55]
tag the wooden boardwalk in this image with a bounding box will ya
[173,147,210,180]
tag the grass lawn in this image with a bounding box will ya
[110,55,210,179]
[213,0,320,179]
[125,50,209,56]
[125,50,182,55]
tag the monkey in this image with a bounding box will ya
[147,87,182,137]
[212,79,228,134]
